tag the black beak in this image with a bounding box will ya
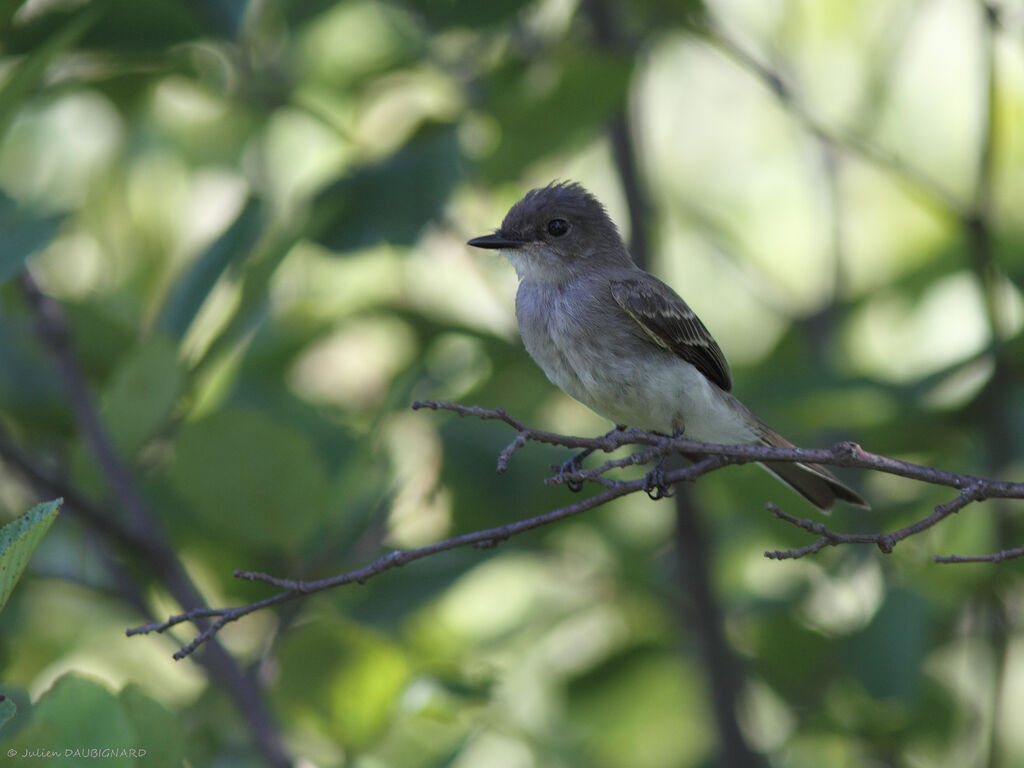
[467,233,525,250]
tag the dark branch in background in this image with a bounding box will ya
[964,7,1014,766]
[128,400,1024,659]
[672,488,756,766]
[580,3,761,762]
[581,0,650,264]
[14,273,292,768]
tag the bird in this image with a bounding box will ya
[467,180,867,512]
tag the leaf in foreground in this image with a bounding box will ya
[0,498,62,616]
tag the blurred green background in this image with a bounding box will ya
[1,0,1024,766]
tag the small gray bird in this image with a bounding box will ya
[468,181,866,512]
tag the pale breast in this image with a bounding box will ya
[514,279,759,443]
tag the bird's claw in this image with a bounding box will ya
[553,450,590,492]
[643,460,674,500]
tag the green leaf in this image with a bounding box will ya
[276,616,411,750]
[117,686,184,764]
[0,499,62,616]
[168,409,330,549]
[0,6,101,142]
[0,192,64,284]
[479,51,633,180]
[190,228,298,374]
[2,0,205,56]
[3,674,180,766]
[844,588,932,701]
[157,197,265,340]
[99,336,184,458]
[0,693,15,731]
[408,0,531,30]
[567,647,714,768]
[309,122,460,252]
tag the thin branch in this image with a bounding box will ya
[128,454,729,657]
[765,482,987,559]
[963,12,1015,766]
[414,400,1024,498]
[934,546,1024,564]
[130,400,1024,659]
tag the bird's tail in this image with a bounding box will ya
[756,427,869,514]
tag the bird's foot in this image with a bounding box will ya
[643,458,674,500]
[553,448,594,492]
[552,425,631,492]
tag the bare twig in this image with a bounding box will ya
[934,546,1024,564]
[764,482,988,559]
[129,400,1024,659]
[128,452,730,657]
[414,401,1024,498]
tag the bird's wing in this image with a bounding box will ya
[610,276,733,392]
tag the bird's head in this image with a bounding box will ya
[468,181,631,283]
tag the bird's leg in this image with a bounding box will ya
[643,426,684,500]
[643,458,673,500]
[557,448,592,493]
[554,424,628,492]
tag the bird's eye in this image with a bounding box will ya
[546,218,570,237]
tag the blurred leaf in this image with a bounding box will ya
[168,408,329,549]
[3,674,180,766]
[81,0,209,51]
[843,588,932,702]
[0,0,21,34]
[117,685,185,764]
[567,647,713,768]
[8,673,128,751]
[157,197,264,341]
[309,122,461,252]
[282,0,341,27]
[406,0,531,29]
[751,612,834,705]
[295,1,423,89]
[99,336,184,458]
[191,229,297,374]
[0,6,100,140]
[478,51,632,180]
[276,615,410,750]
[0,195,64,285]
[0,693,15,731]
[2,0,206,55]
[181,0,250,39]
[0,500,61,616]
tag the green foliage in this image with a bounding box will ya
[156,196,265,340]
[2,674,184,766]
[100,337,184,458]
[0,694,15,731]
[276,614,411,750]
[310,122,462,252]
[169,408,330,550]
[567,647,714,768]
[0,192,63,283]
[479,51,633,181]
[0,501,61,616]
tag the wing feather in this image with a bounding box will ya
[610,277,733,392]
